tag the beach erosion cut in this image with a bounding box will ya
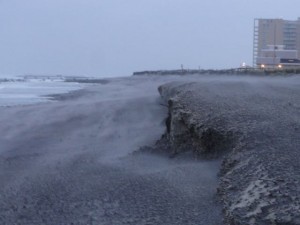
[0,74,299,225]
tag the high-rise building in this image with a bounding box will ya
[253,18,300,68]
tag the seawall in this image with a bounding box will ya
[133,68,300,76]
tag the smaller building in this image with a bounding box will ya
[256,45,300,68]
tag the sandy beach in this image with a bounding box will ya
[0,76,222,225]
[1,74,299,224]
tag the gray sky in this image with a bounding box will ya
[1,0,300,77]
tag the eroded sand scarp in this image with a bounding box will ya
[158,76,300,225]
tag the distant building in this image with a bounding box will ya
[253,18,300,68]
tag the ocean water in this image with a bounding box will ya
[0,79,84,106]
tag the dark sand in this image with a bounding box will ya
[0,76,222,225]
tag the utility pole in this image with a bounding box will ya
[273,21,277,69]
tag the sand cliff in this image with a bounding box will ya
[157,77,300,225]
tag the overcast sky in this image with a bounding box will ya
[1,0,300,77]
